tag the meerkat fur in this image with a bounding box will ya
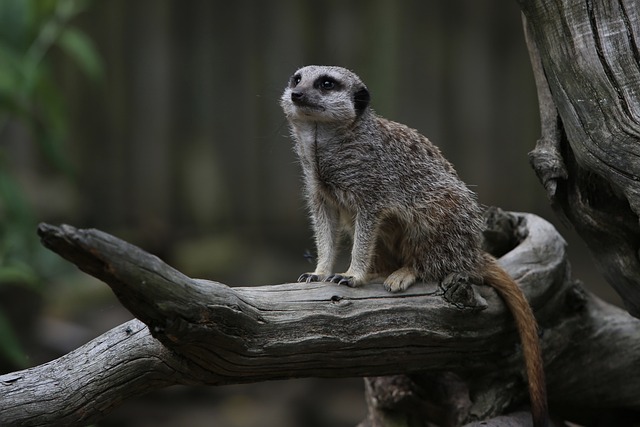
[280,65,548,427]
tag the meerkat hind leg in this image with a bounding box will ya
[383,266,417,293]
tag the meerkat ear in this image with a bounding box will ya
[353,87,370,114]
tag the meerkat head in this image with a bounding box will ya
[280,65,370,123]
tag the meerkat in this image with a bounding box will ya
[280,65,548,427]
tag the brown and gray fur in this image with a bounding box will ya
[281,65,548,427]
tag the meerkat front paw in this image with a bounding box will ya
[298,273,327,283]
[325,274,361,287]
[384,267,417,293]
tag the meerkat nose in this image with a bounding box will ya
[291,91,305,103]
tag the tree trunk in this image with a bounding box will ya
[520,0,640,318]
[1,211,639,426]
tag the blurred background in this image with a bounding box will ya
[0,0,620,426]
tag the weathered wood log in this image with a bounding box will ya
[519,0,640,318]
[0,319,183,426]
[0,212,639,426]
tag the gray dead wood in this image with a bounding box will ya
[0,212,639,426]
[519,0,640,318]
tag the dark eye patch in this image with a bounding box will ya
[313,75,342,91]
[290,74,302,87]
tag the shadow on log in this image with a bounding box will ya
[0,211,639,426]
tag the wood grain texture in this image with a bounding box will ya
[0,320,184,426]
[520,0,640,317]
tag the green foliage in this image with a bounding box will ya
[0,0,102,368]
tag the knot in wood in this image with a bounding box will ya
[565,280,588,313]
[440,273,487,310]
[482,207,527,257]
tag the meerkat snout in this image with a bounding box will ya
[290,90,305,103]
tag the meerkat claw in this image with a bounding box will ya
[339,277,355,286]
[326,274,356,287]
[298,273,320,283]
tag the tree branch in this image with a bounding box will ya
[0,319,185,426]
[1,212,639,426]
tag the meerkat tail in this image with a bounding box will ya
[482,256,549,427]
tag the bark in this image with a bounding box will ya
[520,0,640,318]
[0,319,183,426]
[0,211,639,426]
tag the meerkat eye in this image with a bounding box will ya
[321,79,335,90]
[314,76,340,91]
[291,74,302,87]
